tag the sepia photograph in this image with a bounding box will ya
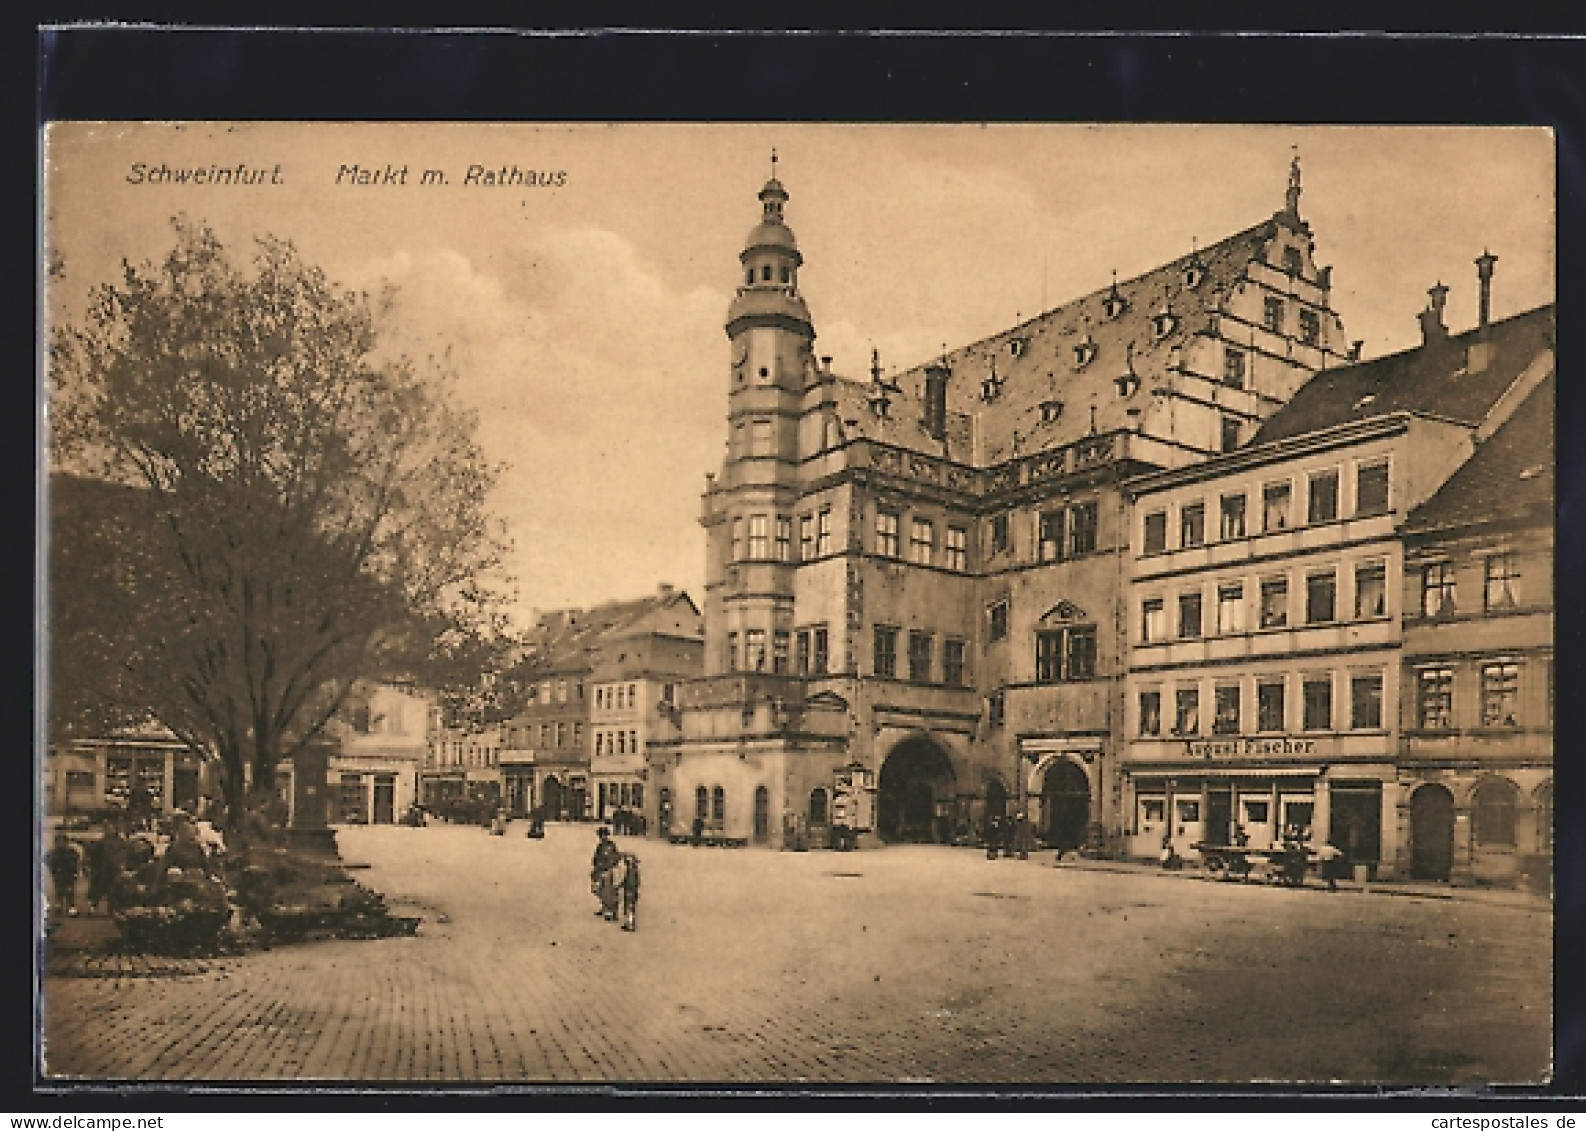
[39,121,1555,1087]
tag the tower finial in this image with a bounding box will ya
[770,147,777,178]
[1286,147,1302,215]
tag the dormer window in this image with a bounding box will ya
[1008,337,1029,359]
[1102,291,1128,320]
[1039,400,1063,423]
[1183,262,1206,290]
[1072,337,1098,369]
[981,375,1004,403]
[1115,375,1140,398]
[869,394,891,418]
[1281,246,1303,276]
[1151,309,1178,340]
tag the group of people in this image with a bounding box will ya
[47,809,228,917]
[589,827,640,931]
[607,808,646,836]
[983,812,1035,861]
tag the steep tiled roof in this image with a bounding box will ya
[1404,371,1555,534]
[530,591,698,671]
[1253,304,1555,445]
[827,216,1281,466]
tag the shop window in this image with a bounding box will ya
[1213,685,1241,735]
[908,632,934,682]
[1139,797,1166,824]
[1484,554,1521,612]
[875,510,900,558]
[1139,691,1162,736]
[1481,661,1521,727]
[1141,598,1167,644]
[1350,672,1384,729]
[748,514,770,560]
[1175,799,1201,825]
[1038,511,1065,562]
[1257,680,1286,731]
[1262,481,1292,532]
[776,516,793,562]
[945,526,968,571]
[1069,502,1098,556]
[1173,688,1200,736]
[1180,502,1205,549]
[943,639,967,687]
[1178,592,1203,639]
[909,518,934,565]
[987,601,1009,642]
[1223,347,1247,389]
[873,626,899,679]
[1217,584,1244,635]
[1282,801,1314,837]
[1241,799,1270,826]
[1220,494,1247,540]
[1308,470,1340,524]
[1142,511,1167,555]
[1422,562,1457,617]
[1356,460,1390,517]
[1306,571,1337,624]
[1472,778,1519,846]
[1302,677,1333,731]
[816,509,833,556]
[809,788,829,825]
[1355,562,1387,619]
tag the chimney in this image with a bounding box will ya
[658,582,675,598]
[1418,282,1449,347]
[923,361,950,440]
[1475,249,1498,331]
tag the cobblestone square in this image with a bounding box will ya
[43,823,1551,1086]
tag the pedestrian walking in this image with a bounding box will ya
[618,853,641,931]
[48,833,81,916]
[591,826,620,920]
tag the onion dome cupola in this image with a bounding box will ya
[727,151,814,340]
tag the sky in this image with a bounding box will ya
[43,124,1555,623]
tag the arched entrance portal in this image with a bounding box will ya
[542,776,564,822]
[1410,783,1455,881]
[878,737,956,843]
[1041,759,1091,851]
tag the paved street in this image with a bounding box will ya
[44,822,1551,1085]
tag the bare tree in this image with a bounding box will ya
[49,217,509,827]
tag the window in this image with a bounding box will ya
[1257,680,1285,731]
[1038,511,1064,562]
[909,518,934,565]
[1306,571,1337,624]
[1354,562,1387,618]
[1221,417,1241,453]
[816,510,833,556]
[1484,554,1521,611]
[812,627,829,675]
[987,691,1005,728]
[1176,799,1202,824]
[1213,685,1241,735]
[1307,470,1339,524]
[1220,494,1247,540]
[809,788,828,826]
[1223,347,1247,389]
[750,419,773,455]
[1178,591,1203,639]
[1216,584,1244,635]
[1351,672,1384,729]
[1281,246,1303,275]
[1298,308,1321,346]
[1303,676,1333,731]
[1481,661,1520,727]
[1356,460,1389,517]
[1139,691,1162,736]
[745,629,767,672]
[1035,631,1064,684]
[1142,511,1167,555]
[987,601,1009,642]
[1068,502,1098,555]
[1263,295,1285,334]
[555,722,566,747]
[1173,688,1200,736]
[711,785,726,823]
[748,514,770,560]
[776,516,793,562]
[796,630,811,676]
[908,632,933,682]
[799,514,814,561]
[726,632,740,671]
[1180,503,1205,549]
[875,510,900,558]
[1417,667,1453,729]
[772,630,790,675]
[731,517,744,561]
[944,639,967,687]
[873,626,899,678]
[990,514,1010,554]
[1067,626,1097,680]
[1421,562,1457,617]
[945,526,968,571]
[1141,598,1167,643]
[1262,482,1292,532]
[1473,778,1518,846]
[695,786,709,822]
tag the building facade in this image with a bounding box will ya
[324,681,433,825]
[671,160,1355,850]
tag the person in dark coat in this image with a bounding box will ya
[618,854,640,931]
[48,834,81,915]
[590,827,621,920]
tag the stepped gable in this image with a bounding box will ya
[1253,304,1555,445]
[826,217,1277,468]
[1404,371,1555,534]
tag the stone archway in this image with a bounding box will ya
[1040,758,1091,851]
[1409,783,1454,881]
[878,735,956,844]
